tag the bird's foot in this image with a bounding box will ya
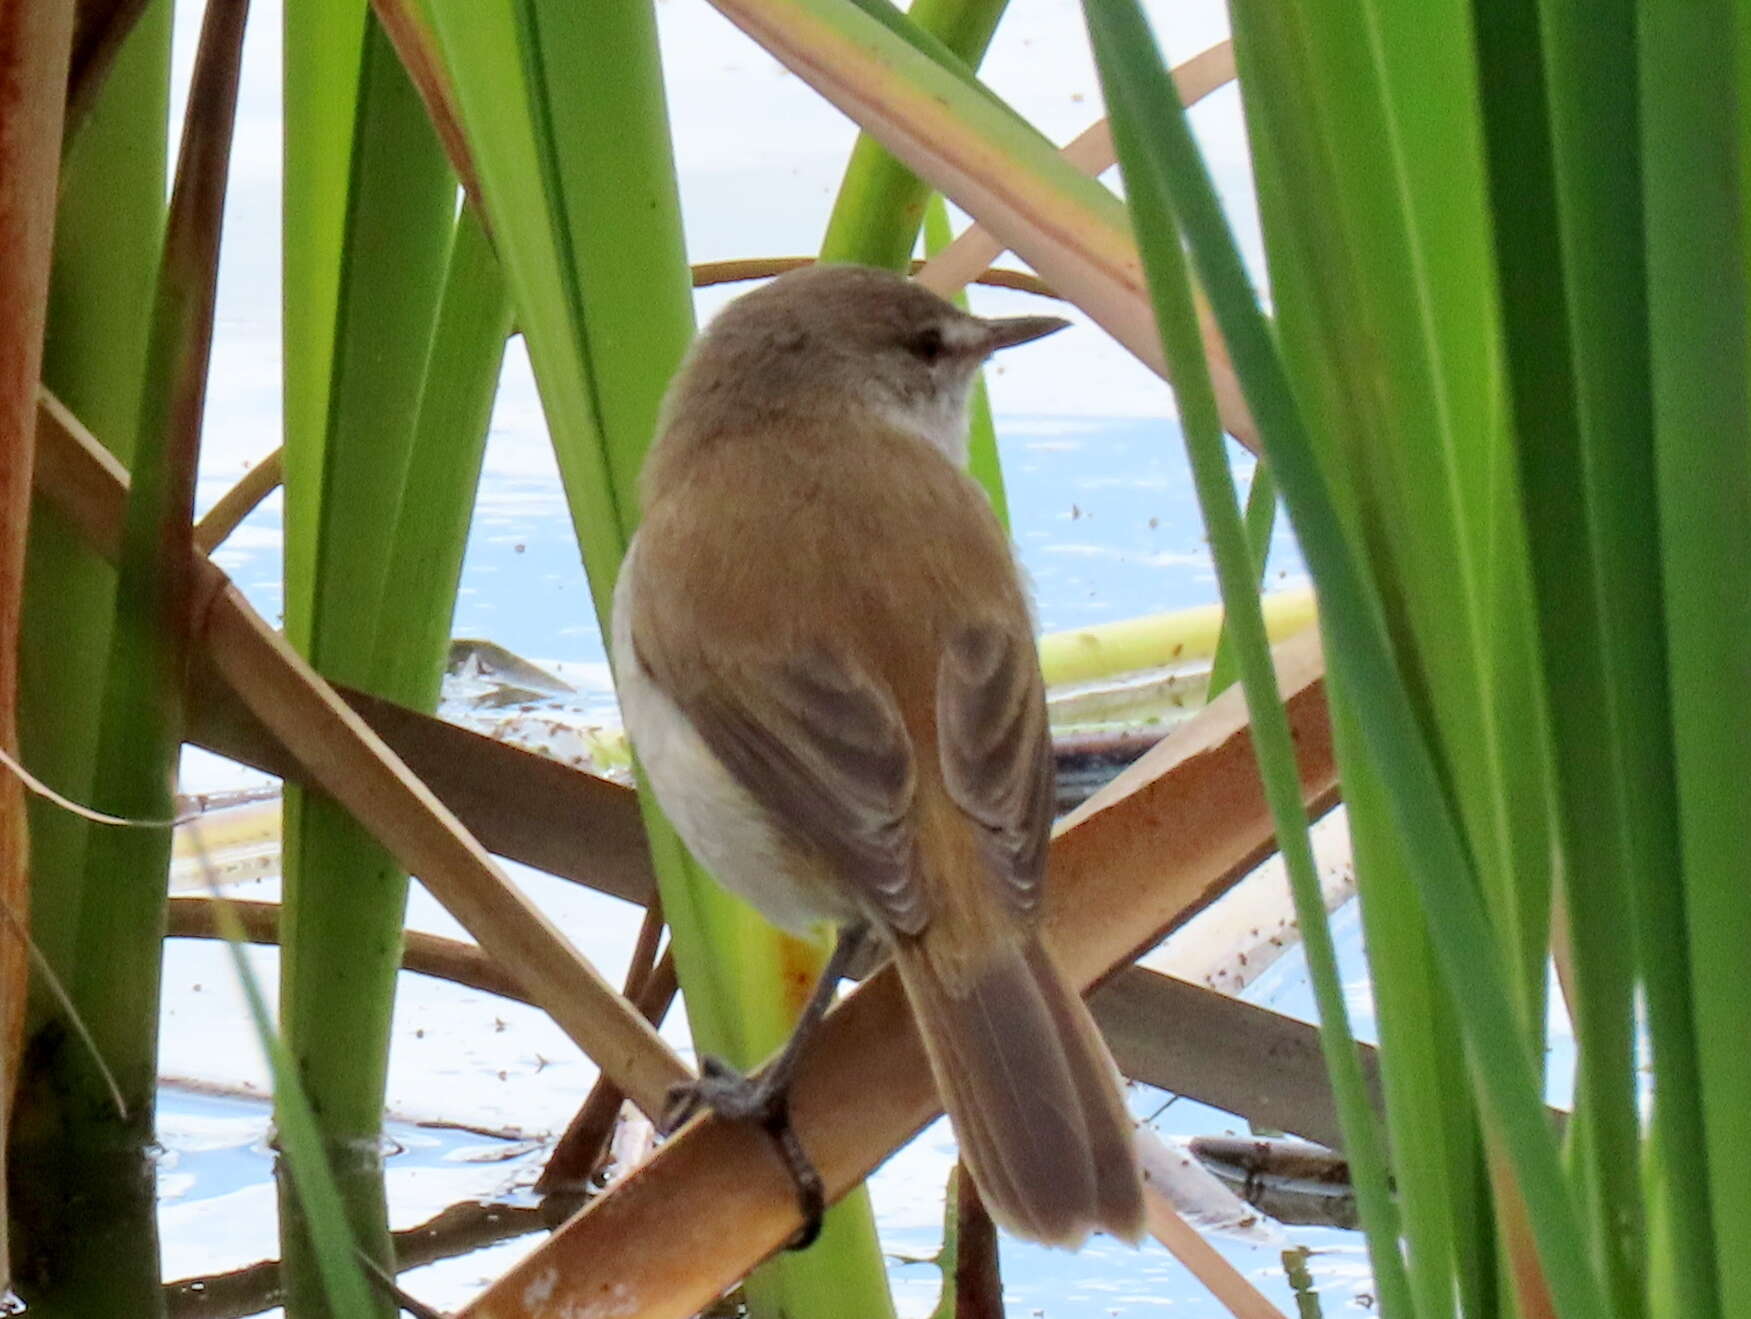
[662,1056,825,1250]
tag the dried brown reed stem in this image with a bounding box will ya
[193,446,282,553]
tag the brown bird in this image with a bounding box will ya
[611,262,1145,1249]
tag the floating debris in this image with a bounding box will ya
[1190,1135,1358,1231]
[447,638,577,707]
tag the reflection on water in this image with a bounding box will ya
[160,1086,548,1317]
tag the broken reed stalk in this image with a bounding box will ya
[163,885,1377,1156]
[533,961,679,1194]
[167,869,1390,1162]
[196,570,688,1116]
[186,668,658,905]
[163,1199,547,1319]
[165,897,528,1003]
[163,897,681,1042]
[951,1171,1001,1319]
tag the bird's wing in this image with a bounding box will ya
[640,634,928,936]
[935,621,1055,916]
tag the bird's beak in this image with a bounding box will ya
[977,314,1073,354]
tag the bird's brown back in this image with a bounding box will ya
[627,412,1049,959]
[634,416,1030,750]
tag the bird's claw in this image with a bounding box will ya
[660,1054,825,1250]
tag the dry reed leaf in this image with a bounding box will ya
[908,41,1255,451]
[1141,1175,1288,1319]
[32,392,691,1117]
[951,1169,1002,1319]
[537,899,673,1194]
[457,630,1332,1319]
[184,664,659,904]
[708,14,1257,451]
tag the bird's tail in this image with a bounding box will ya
[891,931,1145,1247]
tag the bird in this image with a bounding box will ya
[610,261,1145,1250]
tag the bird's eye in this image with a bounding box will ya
[911,326,946,362]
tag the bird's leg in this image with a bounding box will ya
[660,925,871,1250]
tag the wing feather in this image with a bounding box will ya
[936,622,1055,914]
[646,637,928,935]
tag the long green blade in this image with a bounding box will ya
[1468,0,1642,1307]
[1079,8,1412,1315]
[1640,2,1751,1311]
[11,4,170,1308]
[279,7,458,1309]
[1082,0,1607,1311]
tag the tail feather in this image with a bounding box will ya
[893,933,1145,1247]
[1024,940,1145,1230]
